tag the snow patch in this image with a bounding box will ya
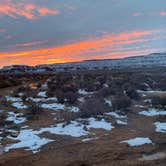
[139,108,166,116]
[6,112,26,124]
[37,91,47,97]
[104,99,112,107]
[5,129,53,153]
[106,112,126,119]
[78,89,95,95]
[121,137,152,146]
[154,122,166,133]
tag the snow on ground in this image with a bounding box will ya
[6,96,22,102]
[139,108,166,116]
[5,96,27,109]
[68,106,80,112]
[6,112,26,124]
[78,89,95,95]
[11,102,28,109]
[116,119,127,125]
[5,129,53,153]
[87,118,114,130]
[137,90,166,94]
[41,103,80,112]
[104,99,112,107]
[106,112,126,119]
[5,118,114,153]
[40,121,88,137]
[154,122,166,133]
[28,97,57,103]
[37,91,47,97]
[121,137,152,146]
[82,137,99,142]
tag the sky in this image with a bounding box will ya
[0,0,166,68]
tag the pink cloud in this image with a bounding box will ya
[160,11,166,16]
[0,28,6,32]
[9,40,48,48]
[0,0,60,20]
[133,12,143,17]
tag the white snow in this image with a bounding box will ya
[121,137,152,146]
[6,112,26,124]
[116,119,127,125]
[154,122,166,133]
[37,91,47,97]
[28,97,57,102]
[4,117,114,153]
[82,137,99,142]
[40,121,88,137]
[6,96,22,102]
[5,96,27,109]
[41,103,80,112]
[5,129,53,153]
[105,99,112,107]
[78,89,95,95]
[139,108,166,116]
[106,112,126,118]
[87,118,114,131]
[41,103,66,110]
[68,106,80,113]
[11,102,27,109]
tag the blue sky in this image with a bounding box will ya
[0,0,166,67]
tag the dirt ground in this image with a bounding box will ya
[0,82,166,166]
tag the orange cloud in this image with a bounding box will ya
[0,0,59,20]
[0,29,164,68]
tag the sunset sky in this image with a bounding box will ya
[0,0,166,68]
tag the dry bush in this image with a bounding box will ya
[112,95,131,111]
[151,96,166,108]
[0,96,8,106]
[65,91,78,104]
[96,87,111,98]
[80,97,109,118]
[0,112,7,126]
[58,111,79,124]
[125,88,140,100]
[27,103,43,119]
[56,90,65,103]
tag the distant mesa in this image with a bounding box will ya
[1,52,166,74]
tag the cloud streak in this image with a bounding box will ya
[0,0,59,20]
[0,29,164,67]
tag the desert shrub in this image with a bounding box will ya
[61,83,78,93]
[96,87,111,98]
[151,96,166,108]
[21,95,27,102]
[112,95,131,111]
[108,82,123,95]
[80,97,109,118]
[11,90,20,97]
[65,91,78,104]
[27,103,43,119]
[56,90,65,103]
[125,88,140,100]
[157,78,166,91]
[0,112,7,126]
[58,111,79,124]
[46,90,55,97]
[0,96,8,106]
